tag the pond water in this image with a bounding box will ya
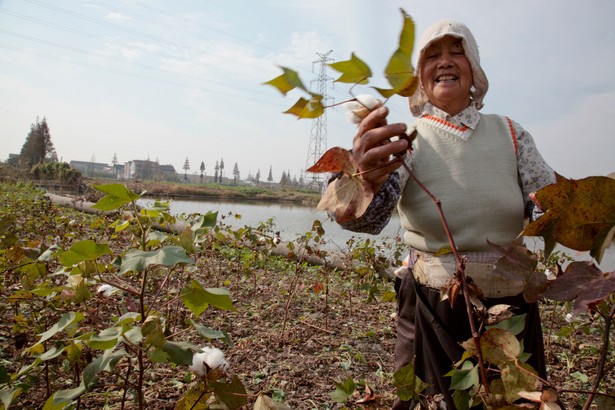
[139,197,615,271]
[139,197,405,253]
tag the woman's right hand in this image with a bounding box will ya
[352,106,410,193]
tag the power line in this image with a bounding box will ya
[0,28,269,97]
[23,0,161,42]
[0,42,279,107]
[305,50,334,189]
[0,6,313,83]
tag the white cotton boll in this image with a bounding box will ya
[565,313,576,323]
[346,94,382,124]
[97,284,119,297]
[189,346,229,377]
[544,268,557,281]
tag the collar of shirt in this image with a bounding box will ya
[422,102,480,130]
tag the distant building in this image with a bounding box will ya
[112,163,125,179]
[70,160,112,177]
[124,160,177,181]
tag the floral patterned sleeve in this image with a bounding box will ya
[511,119,557,204]
[339,172,403,234]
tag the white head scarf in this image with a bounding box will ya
[409,20,489,117]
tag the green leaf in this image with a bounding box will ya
[283,96,324,119]
[264,66,308,95]
[479,328,520,366]
[39,345,67,361]
[0,366,8,384]
[114,220,130,232]
[119,246,192,274]
[86,326,122,350]
[452,389,473,410]
[449,360,479,390]
[149,348,171,363]
[375,8,418,98]
[59,240,112,266]
[178,226,194,254]
[392,362,418,401]
[211,375,248,410]
[328,52,372,84]
[190,320,231,343]
[115,312,141,326]
[0,386,23,410]
[83,349,127,390]
[500,362,540,403]
[48,382,86,407]
[91,184,140,211]
[161,341,196,366]
[122,327,143,346]
[487,313,527,336]
[193,211,218,229]
[141,316,165,348]
[182,280,236,318]
[38,312,85,344]
[329,377,356,403]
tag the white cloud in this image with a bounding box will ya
[106,12,132,22]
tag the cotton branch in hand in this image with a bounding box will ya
[347,94,383,124]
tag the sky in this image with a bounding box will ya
[1,0,614,182]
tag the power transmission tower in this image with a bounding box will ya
[305,50,334,190]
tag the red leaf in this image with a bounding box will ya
[540,261,615,314]
[306,147,358,176]
[316,174,373,224]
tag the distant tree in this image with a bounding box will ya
[279,171,288,186]
[232,162,240,185]
[88,154,96,177]
[200,161,205,182]
[214,161,220,183]
[267,166,273,183]
[219,158,225,183]
[183,157,190,181]
[19,117,57,166]
[255,169,261,186]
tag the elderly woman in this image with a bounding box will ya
[338,20,556,408]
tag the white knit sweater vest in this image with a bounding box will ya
[399,114,524,253]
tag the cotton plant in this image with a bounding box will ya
[189,346,229,382]
[346,94,382,124]
[97,283,120,297]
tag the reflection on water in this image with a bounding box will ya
[138,198,615,271]
[139,197,404,253]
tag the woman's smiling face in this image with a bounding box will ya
[419,35,473,116]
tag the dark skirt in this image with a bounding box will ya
[394,273,546,409]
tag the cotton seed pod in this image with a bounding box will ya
[347,94,383,124]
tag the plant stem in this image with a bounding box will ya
[146,266,176,317]
[403,162,490,393]
[582,304,615,410]
[119,359,132,410]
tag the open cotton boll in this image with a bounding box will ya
[97,284,119,297]
[189,346,229,377]
[346,94,382,124]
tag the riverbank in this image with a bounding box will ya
[86,178,322,206]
